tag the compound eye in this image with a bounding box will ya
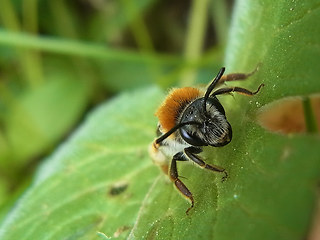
[180,127,207,146]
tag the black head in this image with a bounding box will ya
[179,97,232,147]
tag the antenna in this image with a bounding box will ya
[155,121,201,144]
[202,67,225,113]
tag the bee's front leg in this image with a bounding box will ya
[169,152,194,215]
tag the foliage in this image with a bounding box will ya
[0,0,319,239]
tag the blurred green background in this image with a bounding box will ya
[0,0,233,219]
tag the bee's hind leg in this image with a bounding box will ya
[218,63,261,85]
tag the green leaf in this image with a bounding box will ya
[1,0,320,239]
[213,0,320,238]
[0,87,162,239]
[0,77,89,164]
[225,0,320,101]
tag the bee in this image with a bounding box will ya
[149,67,264,214]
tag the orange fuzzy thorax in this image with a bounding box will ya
[155,87,201,134]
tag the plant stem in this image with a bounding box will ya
[22,0,43,86]
[180,0,209,86]
[0,30,180,64]
[49,0,96,96]
[0,0,20,30]
[22,0,38,33]
[121,0,154,52]
[302,96,318,133]
[0,0,42,88]
[121,0,162,83]
[210,0,229,46]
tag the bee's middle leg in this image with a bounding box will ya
[184,147,228,181]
